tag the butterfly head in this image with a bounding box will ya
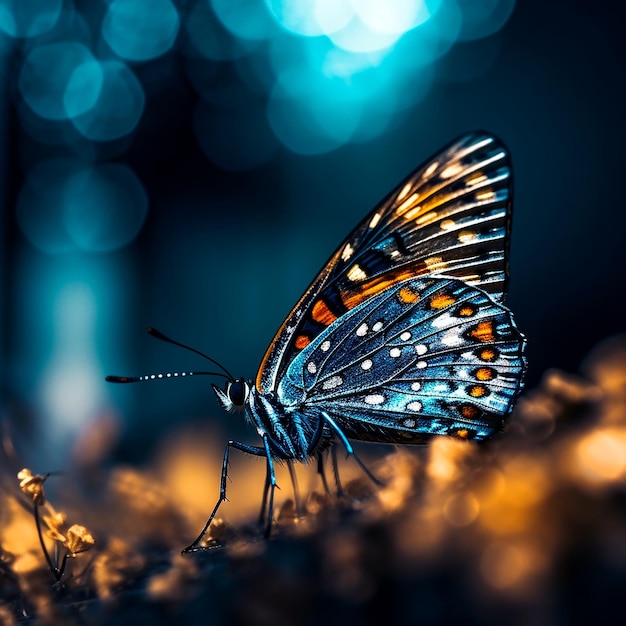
[212,377,250,414]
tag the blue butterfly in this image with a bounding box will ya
[108,132,526,551]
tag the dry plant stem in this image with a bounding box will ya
[33,503,60,582]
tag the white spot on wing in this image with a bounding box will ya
[347,264,367,281]
[368,212,381,228]
[441,329,463,347]
[322,375,343,390]
[431,312,455,329]
[402,418,417,428]
[320,340,331,352]
[373,321,383,332]
[356,323,368,337]
[361,359,373,370]
[411,382,421,391]
[364,394,385,405]
[415,344,428,355]
[416,361,428,369]
[341,243,354,261]
[400,331,412,341]
[389,347,401,358]
[307,362,317,374]
[407,401,422,412]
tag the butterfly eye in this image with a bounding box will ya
[228,379,250,407]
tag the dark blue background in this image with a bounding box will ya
[1,0,624,465]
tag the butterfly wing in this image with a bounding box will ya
[278,276,526,442]
[258,132,513,395]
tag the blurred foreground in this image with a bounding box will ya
[1,334,625,625]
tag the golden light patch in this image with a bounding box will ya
[311,299,337,325]
[474,367,497,381]
[398,286,420,304]
[468,385,489,398]
[470,321,496,343]
[477,348,499,362]
[440,219,456,231]
[430,293,456,309]
[295,335,310,349]
[476,190,496,201]
[455,428,470,439]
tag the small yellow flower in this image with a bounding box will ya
[17,468,47,506]
[43,509,68,543]
[65,524,95,556]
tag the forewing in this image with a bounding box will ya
[257,132,513,394]
[278,277,526,442]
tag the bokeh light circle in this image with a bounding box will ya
[16,158,148,254]
[265,0,353,37]
[102,0,180,62]
[457,0,516,41]
[212,0,276,41]
[70,61,145,142]
[63,164,148,252]
[19,42,98,121]
[0,0,63,38]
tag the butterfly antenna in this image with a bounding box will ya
[106,370,230,384]
[146,327,236,382]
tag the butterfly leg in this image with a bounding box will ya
[321,412,384,488]
[316,450,332,496]
[286,460,301,517]
[182,440,268,553]
[330,444,346,497]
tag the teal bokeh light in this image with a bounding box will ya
[64,59,104,119]
[16,158,147,254]
[71,61,145,142]
[0,0,63,38]
[212,0,276,41]
[63,164,148,252]
[457,0,516,41]
[19,42,98,121]
[102,0,180,62]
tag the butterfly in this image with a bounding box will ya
[108,132,527,552]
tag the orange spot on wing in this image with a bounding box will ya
[477,348,499,362]
[311,299,337,325]
[474,367,497,381]
[456,428,470,439]
[457,305,477,317]
[459,404,481,420]
[470,321,495,343]
[398,286,419,304]
[295,335,310,349]
[468,385,489,398]
[430,293,456,309]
